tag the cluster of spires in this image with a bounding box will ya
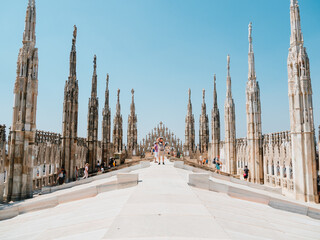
[185,21,260,179]
[5,0,319,203]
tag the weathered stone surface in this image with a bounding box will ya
[211,75,220,160]
[117,173,139,184]
[188,173,209,190]
[287,0,319,203]
[7,0,38,201]
[127,89,138,157]
[113,89,123,154]
[224,55,237,175]
[199,89,209,154]
[184,89,195,156]
[102,74,112,167]
[61,25,79,182]
[87,55,99,173]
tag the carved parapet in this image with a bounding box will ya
[77,137,88,147]
[262,131,291,147]
[0,125,6,143]
[236,137,247,147]
[35,130,61,145]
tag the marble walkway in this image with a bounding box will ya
[0,159,320,239]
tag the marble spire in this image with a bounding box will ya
[199,89,209,153]
[7,0,39,201]
[211,74,220,159]
[287,0,318,202]
[224,55,237,174]
[184,89,195,155]
[23,0,36,44]
[127,89,138,156]
[102,74,111,166]
[61,26,79,182]
[246,22,263,183]
[87,55,99,173]
[113,89,123,153]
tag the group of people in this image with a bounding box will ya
[152,137,166,165]
[197,156,249,180]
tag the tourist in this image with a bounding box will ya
[158,137,165,165]
[97,161,101,171]
[154,142,158,163]
[212,157,217,165]
[199,155,203,165]
[83,163,89,179]
[57,166,65,185]
[215,158,221,174]
[243,166,249,181]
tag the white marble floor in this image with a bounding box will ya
[0,159,320,240]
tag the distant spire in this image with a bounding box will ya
[213,74,218,108]
[227,54,230,77]
[131,89,135,103]
[290,0,303,46]
[248,22,256,81]
[23,0,36,44]
[116,89,121,113]
[202,89,205,104]
[130,89,135,114]
[248,22,253,53]
[226,55,232,98]
[91,55,97,98]
[187,88,192,115]
[105,74,109,107]
[69,25,77,78]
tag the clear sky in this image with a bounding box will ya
[0,0,320,144]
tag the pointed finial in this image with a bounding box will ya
[131,89,135,102]
[106,74,109,87]
[29,0,35,7]
[73,25,77,40]
[202,89,205,102]
[117,89,120,98]
[214,74,216,84]
[188,88,191,100]
[291,0,298,6]
[227,54,230,76]
[93,55,97,71]
[248,22,253,53]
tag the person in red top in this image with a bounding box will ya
[158,137,165,165]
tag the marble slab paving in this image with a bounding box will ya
[1,159,320,240]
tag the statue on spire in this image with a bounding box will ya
[202,89,205,102]
[73,25,77,40]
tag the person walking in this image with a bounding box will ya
[243,165,249,181]
[154,142,159,163]
[83,163,89,179]
[158,137,165,165]
[215,157,221,174]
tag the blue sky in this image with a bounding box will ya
[0,0,320,144]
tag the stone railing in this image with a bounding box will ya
[35,130,61,145]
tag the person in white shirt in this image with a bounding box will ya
[158,137,165,165]
[83,163,89,179]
